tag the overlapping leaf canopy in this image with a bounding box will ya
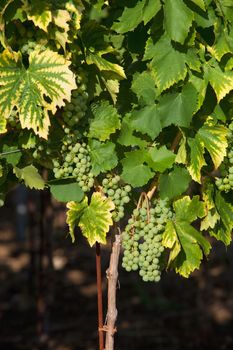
[0,0,233,278]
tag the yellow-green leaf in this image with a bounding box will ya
[86,52,126,79]
[13,165,45,190]
[205,63,233,102]
[67,192,115,246]
[0,49,76,138]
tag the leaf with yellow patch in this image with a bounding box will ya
[67,193,115,246]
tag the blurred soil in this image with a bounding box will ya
[0,188,233,350]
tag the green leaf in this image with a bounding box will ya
[89,101,121,141]
[162,221,181,265]
[208,28,233,61]
[196,118,228,169]
[143,0,161,25]
[121,150,154,187]
[129,105,162,140]
[147,146,175,172]
[173,220,210,277]
[25,1,52,32]
[117,115,148,148]
[50,181,84,203]
[147,35,188,92]
[66,197,88,242]
[187,137,206,183]
[163,0,194,44]
[131,71,156,105]
[112,0,145,33]
[174,195,206,222]
[101,76,119,104]
[189,73,208,110]
[89,140,118,176]
[163,196,211,278]
[212,191,233,246]
[188,118,228,183]
[0,49,76,138]
[190,0,206,10]
[66,192,115,246]
[13,165,45,190]
[175,137,187,164]
[159,166,191,200]
[86,52,126,79]
[204,62,233,102]
[112,0,161,33]
[158,83,198,128]
[0,146,21,166]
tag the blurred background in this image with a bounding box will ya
[0,185,233,350]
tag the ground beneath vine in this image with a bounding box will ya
[0,190,233,350]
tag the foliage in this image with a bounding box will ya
[0,0,233,280]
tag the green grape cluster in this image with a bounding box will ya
[215,145,233,193]
[53,130,94,192]
[102,174,131,222]
[122,198,173,283]
[63,69,89,127]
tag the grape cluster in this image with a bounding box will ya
[53,130,94,192]
[215,145,233,192]
[63,69,89,127]
[102,175,131,222]
[122,198,173,282]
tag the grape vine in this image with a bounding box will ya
[0,0,233,284]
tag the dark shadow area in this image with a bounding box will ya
[0,187,233,350]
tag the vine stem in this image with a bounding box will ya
[96,242,104,350]
[105,228,122,350]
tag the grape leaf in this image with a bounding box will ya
[196,118,228,169]
[129,105,162,140]
[163,196,211,278]
[0,49,76,138]
[159,166,191,199]
[188,119,228,183]
[146,35,188,93]
[25,0,52,32]
[50,181,84,203]
[117,115,148,148]
[189,73,208,110]
[112,0,145,34]
[158,83,198,128]
[89,140,118,176]
[204,62,233,102]
[187,138,206,183]
[175,137,187,164]
[131,71,157,105]
[66,192,115,246]
[89,101,121,141]
[1,145,21,166]
[86,52,126,79]
[201,183,220,231]
[211,191,233,246]
[143,0,161,25]
[13,165,45,190]
[147,146,175,173]
[121,150,154,187]
[190,0,206,10]
[163,0,194,44]
[112,0,161,34]
[208,28,233,61]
